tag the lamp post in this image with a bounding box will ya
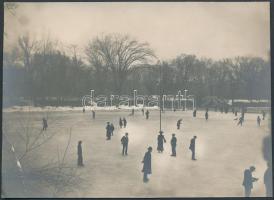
[184,89,188,111]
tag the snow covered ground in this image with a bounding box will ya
[2,109,271,197]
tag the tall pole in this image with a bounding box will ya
[159,61,162,132]
[184,89,188,111]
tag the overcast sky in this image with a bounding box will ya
[4,2,270,61]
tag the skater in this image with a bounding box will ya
[237,116,244,126]
[106,122,112,140]
[257,116,261,126]
[189,136,197,160]
[119,117,123,128]
[142,146,152,182]
[193,109,197,117]
[262,110,266,120]
[121,132,129,156]
[170,133,177,157]
[242,166,258,197]
[157,131,166,153]
[205,111,209,121]
[92,110,95,119]
[82,107,85,113]
[42,118,48,131]
[177,119,182,130]
[264,162,272,197]
[110,123,115,136]
[145,110,149,119]
[142,108,144,116]
[123,117,127,128]
[77,141,84,167]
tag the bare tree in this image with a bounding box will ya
[85,33,156,94]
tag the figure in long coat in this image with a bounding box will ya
[189,136,197,160]
[42,118,48,131]
[170,134,177,156]
[123,118,127,128]
[142,146,152,182]
[106,122,111,140]
[121,133,129,155]
[157,131,166,153]
[177,119,182,130]
[110,123,115,136]
[145,110,149,119]
[205,111,209,121]
[77,141,84,167]
[242,166,258,197]
[257,116,261,126]
[119,117,123,128]
[193,109,197,117]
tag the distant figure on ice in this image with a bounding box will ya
[82,107,85,113]
[157,131,166,153]
[121,132,129,156]
[146,110,150,119]
[189,136,197,160]
[77,141,84,167]
[242,166,258,197]
[205,111,209,121]
[264,162,272,197]
[110,123,115,136]
[123,117,127,128]
[237,116,244,126]
[262,110,266,120]
[177,119,182,129]
[92,110,95,119]
[170,133,177,157]
[142,146,152,182]
[142,108,144,116]
[193,109,197,117]
[257,116,261,126]
[131,108,134,116]
[119,117,123,128]
[106,122,112,140]
[42,118,48,131]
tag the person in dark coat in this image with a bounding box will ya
[193,109,197,117]
[264,162,272,197]
[119,117,123,128]
[177,119,182,130]
[82,107,85,113]
[205,111,209,121]
[242,166,258,197]
[131,108,134,116]
[145,110,149,119]
[257,116,261,126]
[106,122,112,140]
[110,123,115,136]
[170,133,177,157]
[142,146,152,182]
[157,131,166,153]
[237,116,244,126]
[121,132,129,155]
[123,118,127,128]
[262,110,266,120]
[77,141,84,167]
[92,110,95,119]
[189,136,197,160]
[42,118,48,131]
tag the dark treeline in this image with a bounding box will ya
[3,33,271,108]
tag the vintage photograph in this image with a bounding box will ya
[2,2,272,197]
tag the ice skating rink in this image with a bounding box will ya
[2,109,271,197]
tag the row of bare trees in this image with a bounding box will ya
[3,33,271,107]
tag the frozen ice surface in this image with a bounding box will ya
[2,109,271,197]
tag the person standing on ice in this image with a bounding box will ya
[42,118,48,131]
[119,117,123,128]
[77,141,84,167]
[157,131,166,153]
[189,136,197,160]
[145,110,149,119]
[131,108,134,116]
[257,116,261,126]
[106,122,112,140]
[110,123,115,136]
[237,116,244,126]
[92,110,95,119]
[242,166,258,197]
[121,132,129,156]
[170,133,177,157]
[193,109,197,117]
[177,119,182,129]
[82,107,85,113]
[262,110,266,120]
[142,146,152,182]
[205,111,209,121]
[123,117,127,128]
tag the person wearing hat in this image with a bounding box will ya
[170,133,177,157]
[242,166,258,197]
[142,146,152,182]
[157,131,166,153]
[77,140,84,167]
[106,122,112,140]
[121,132,129,156]
[189,136,197,160]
